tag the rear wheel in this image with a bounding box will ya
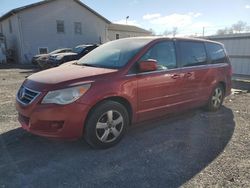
[206,84,225,112]
[84,101,129,149]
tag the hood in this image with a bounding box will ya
[26,64,118,90]
[51,52,77,57]
[33,54,45,59]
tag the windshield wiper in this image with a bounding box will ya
[81,63,100,68]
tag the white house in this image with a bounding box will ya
[108,23,152,41]
[0,0,111,64]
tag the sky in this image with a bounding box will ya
[1,0,250,36]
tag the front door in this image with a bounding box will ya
[136,40,184,121]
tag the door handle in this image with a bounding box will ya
[171,74,181,79]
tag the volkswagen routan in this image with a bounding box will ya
[16,37,232,148]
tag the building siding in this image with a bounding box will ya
[108,29,149,41]
[209,35,250,76]
[0,15,22,62]
[18,0,108,63]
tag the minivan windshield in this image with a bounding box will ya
[77,38,151,69]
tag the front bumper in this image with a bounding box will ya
[16,100,91,140]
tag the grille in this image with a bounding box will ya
[17,86,40,105]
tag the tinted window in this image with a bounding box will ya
[206,43,227,64]
[139,41,177,70]
[179,41,207,67]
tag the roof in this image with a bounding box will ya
[115,36,224,45]
[108,23,151,34]
[207,33,250,40]
[0,0,111,23]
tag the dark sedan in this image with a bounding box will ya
[32,48,72,65]
[45,44,99,68]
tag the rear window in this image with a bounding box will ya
[178,41,207,67]
[206,43,227,64]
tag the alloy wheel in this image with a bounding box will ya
[212,87,223,108]
[95,110,124,143]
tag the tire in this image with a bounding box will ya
[84,100,129,149]
[206,84,225,112]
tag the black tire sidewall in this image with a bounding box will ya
[84,100,129,149]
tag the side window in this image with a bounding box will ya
[39,47,48,54]
[74,22,82,35]
[139,41,177,70]
[57,20,65,33]
[116,34,120,40]
[179,41,207,67]
[206,43,227,64]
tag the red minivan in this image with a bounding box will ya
[16,37,232,148]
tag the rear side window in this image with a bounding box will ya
[178,41,207,67]
[206,43,227,64]
[139,41,177,70]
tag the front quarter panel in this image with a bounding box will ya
[77,75,138,123]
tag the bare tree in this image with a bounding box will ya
[149,28,156,36]
[163,27,178,37]
[232,21,247,33]
[163,29,172,36]
[216,27,233,35]
[172,27,178,37]
[216,21,249,35]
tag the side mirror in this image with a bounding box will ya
[139,59,157,72]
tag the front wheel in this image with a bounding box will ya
[84,101,129,149]
[206,84,225,112]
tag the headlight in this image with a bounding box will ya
[42,84,91,105]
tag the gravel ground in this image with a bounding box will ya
[0,67,249,188]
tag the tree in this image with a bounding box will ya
[216,27,233,35]
[172,27,178,37]
[232,21,247,33]
[216,21,249,35]
[163,29,172,36]
[149,28,156,36]
[163,27,178,37]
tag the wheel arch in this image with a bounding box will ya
[86,96,134,127]
[218,81,226,93]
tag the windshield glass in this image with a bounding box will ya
[50,49,67,54]
[73,47,85,54]
[77,39,151,69]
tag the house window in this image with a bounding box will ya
[56,20,65,33]
[0,23,3,34]
[74,22,82,35]
[38,47,48,54]
[116,34,120,39]
[9,19,12,33]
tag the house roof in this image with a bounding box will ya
[108,23,152,34]
[0,0,111,23]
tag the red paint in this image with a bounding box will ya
[16,37,232,140]
[139,60,157,72]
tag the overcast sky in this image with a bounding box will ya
[1,0,250,35]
